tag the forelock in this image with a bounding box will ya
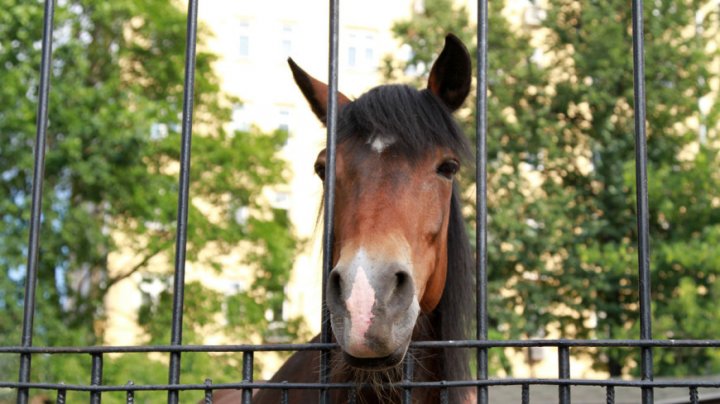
[337,85,471,162]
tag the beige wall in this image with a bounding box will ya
[196,0,417,335]
[104,0,417,378]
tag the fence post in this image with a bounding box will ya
[16,1,56,403]
[167,0,200,402]
[476,0,490,403]
[630,0,654,402]
[320,0,341,403]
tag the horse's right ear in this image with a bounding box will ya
[288,58,350,124]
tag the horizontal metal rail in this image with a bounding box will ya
[2,339,720,355]
[3,379,720,392]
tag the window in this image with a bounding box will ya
[346,30,376,69]
[231,104,250,132]
[365,35,374,61]
[277,109,290,133]
[348,46,357,66]
[238,21,250,57]
[280,24,293,56]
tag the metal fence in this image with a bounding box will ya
[1,0,719,403]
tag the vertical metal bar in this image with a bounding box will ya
[17,1,56,403]
[402,354,414,404]
[630,0,653,403]
[606,386,615,404]
[281,389,289,404]
[321,0,340,402]
[203,378,212,404]
[90,353,103,404]
[242,352,253,404]
[689,387,698,404]
[348,389,357,404]
[521,384,529,404]
[475,0,489,404]
[126,381,135,404]
[558,346,570,404]
[440,383,449,404]
[167,0,199,403]
[56,385,66,404]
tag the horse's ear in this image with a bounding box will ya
[288,58,351,124]
[427,34,472,112]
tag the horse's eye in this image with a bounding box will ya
[314,162,326,181]
[436,160,459,179]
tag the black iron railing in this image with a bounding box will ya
[3,341,720,402]
[3,0,720,403]
[320,1,340,402]
[167,0,199,403]
[16,0,56,402]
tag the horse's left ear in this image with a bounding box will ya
[288,58,351,124]
[427,34,472,112]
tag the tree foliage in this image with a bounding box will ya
[387,0,719,377]
[0,0,299,399]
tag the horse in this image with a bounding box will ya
[214,34,476,403]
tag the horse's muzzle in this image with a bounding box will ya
[326,255,419,364]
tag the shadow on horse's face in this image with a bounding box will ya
[289,34,471,371]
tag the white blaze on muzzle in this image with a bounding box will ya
[345,265,376,357]
[330,243,420,359]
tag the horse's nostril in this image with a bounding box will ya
[328,270,343,303]
[395,271,408,289]
[392,270,413,305]
[385,269,414,318]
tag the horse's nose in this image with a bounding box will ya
[326,262,415,357]
[327,264,414,316]
[377,267,415,315]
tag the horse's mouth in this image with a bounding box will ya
[342,345,407,370]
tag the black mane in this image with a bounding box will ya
[437,183,475,385]
[338,84,471,162]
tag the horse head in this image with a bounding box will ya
[289,34,472,370]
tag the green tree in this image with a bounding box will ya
[387,0,719,377]
[545,0,719,377]
[0,0,300,401]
